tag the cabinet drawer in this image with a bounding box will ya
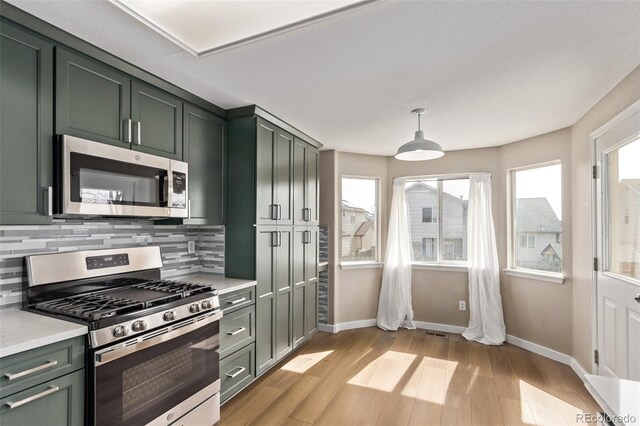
[0,369,84,426]
[220,305,255,358]
[220,343,255,403]
[219,287,255,314]
[0,337,85,399]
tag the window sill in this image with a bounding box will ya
[340,262,383,270]
[503,268,564,284]
[412,263,468,272]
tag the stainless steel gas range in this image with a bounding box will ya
[24,246,222,426]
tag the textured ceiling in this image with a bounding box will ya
[8,0,640,155]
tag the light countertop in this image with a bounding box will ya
[0,309,88,358]
[178,273,256,295]
[584,374,640,425]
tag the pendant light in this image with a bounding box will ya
[395,108,444,161]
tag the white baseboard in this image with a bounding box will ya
[317,319,590,383]
[505,334,572,365]
[414,321,466,334]
[570,358,589,381]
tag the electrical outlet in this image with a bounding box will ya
[459,300,466,311]
[187,240,196,254]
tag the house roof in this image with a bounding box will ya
[541,243,561,258]
[354,221,373,237]
[342,200,369,213]
[516,198,561,233]
[405,182,469,207]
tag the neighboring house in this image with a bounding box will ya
[341,200,376,260]
[515,197,562,272]
[405,182,468,261]
[615,179,640,279]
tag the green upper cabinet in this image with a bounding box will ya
[55,47,130,148]
[56,48,184,160]
[0,22,54,225]
[255,118,293,225]
[256,118,277,224]
[293,138,319,226]
[131,80,183,160]
[183,103,226,224]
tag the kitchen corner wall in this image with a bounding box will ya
[0,220,224,310]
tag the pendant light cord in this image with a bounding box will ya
[417,113,421,131]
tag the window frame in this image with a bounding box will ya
[340,175,381,266]
[507,160,564,280]
[405,173,472,267]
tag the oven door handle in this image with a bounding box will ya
[95,310,222,366]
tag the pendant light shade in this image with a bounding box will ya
[395,108,444,161]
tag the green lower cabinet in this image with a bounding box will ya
[220,305,255,359]
[0,21,53,225]
[305,279,318,337]
[220,343,255,404]
[0,369,84,426]
[292,228,307,348]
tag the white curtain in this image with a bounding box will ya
[377,178,415,331]
[462,173,506,345]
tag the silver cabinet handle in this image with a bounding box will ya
[124,118,132,143]
[271,231,278,247]
[225,367,245,379]
[635,293,640,303]
[5,385,60,409]
[277,204,282,220]
[303,208,311,221]
[4,360,58,381]
[227,297,247,305]
[278,231,282,247]
[43,187,53,216]
[303,230,311,244]
[270,204,278,220]
[135,121,142,145]
[226,327,246,336]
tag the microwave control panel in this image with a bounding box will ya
[86,254,130,270]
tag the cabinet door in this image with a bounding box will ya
[292,139,306,225]
[56,48,130,147]
[305,227,319,337]
[0,369,84,426]
[275,228,293,359]
[306,147,320,225]
[131,80,183,160]
[0,23,53,225]
[255,118,276,224]
[183,104,226,224]
[292,228,306,348]
[274,129,294,225]
[255,228,276,375]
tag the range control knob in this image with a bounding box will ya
[201,300,212,310]
[132,320,147,332]
[189,303,200,313]
[113,325,129,338]
[163,310,176,322]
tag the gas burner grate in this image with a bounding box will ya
[36,293,146,321]
[132,280,215,297]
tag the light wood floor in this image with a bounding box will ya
[220,328,600,426]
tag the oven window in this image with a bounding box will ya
[94,319,219,426]
[70,153,167,207]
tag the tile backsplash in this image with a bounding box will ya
[0,219,224,310]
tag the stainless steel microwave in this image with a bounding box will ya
[54,135,188,218]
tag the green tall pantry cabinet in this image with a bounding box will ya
[226,106,321,379]
[0,21,53,224]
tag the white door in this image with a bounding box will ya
[595,107,640,380]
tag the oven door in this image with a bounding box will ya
[92,312,221,426]
[58,135,187,218]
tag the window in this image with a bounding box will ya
[341,177,378,262]
[511,162,562,273]
[406,177,470,263]
[422,207,433,223]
